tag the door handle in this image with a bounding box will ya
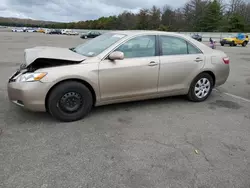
[148,61,158,66]
[194,57,203,62]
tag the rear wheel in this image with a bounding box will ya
[220,43,224,46]
[187,73,214,102]
[242,41,247,47]
[47,81,93,122]
[230,41,235,46]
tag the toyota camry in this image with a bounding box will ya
[7,31,230,122]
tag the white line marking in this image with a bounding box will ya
[214,89,250,103]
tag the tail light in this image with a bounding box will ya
[223,57,229,64]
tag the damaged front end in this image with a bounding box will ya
[24,58,83,72]
[8,46,86,83]
[8,58,83,83]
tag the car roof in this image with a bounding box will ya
[108,30,187,37]
[99,30,214,55]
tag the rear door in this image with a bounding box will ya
[158,35,205,93]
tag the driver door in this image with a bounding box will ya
[99,35,159,102]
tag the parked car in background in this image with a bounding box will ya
[220,33,249,47]
[191,34,202,42]
[44,29,52,34]
[61,29,67,34]
[24,28,36,32]
[62,29,78,35]
[7,31,230,122]
[48,29,62,34]
[80,31,101,39]
[36,28,45,33]
[11,28,24,32]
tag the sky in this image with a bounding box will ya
[0,0,186,22]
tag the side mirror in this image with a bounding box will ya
[108,51,124,61]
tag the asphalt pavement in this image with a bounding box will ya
[0,32,250,188]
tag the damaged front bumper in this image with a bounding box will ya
[7,70,50,112]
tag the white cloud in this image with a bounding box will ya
[1,0,186,22]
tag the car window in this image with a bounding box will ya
[74,33,126,57]
[160,36,188,55]
[187,43,202,54]
[115,35,156,58]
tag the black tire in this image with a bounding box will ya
[47,81,93,122]
[242,41,247,47]
[230,41,235,46]
[220,43,224,46]
[187,73,214,102]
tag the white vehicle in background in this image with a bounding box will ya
[24,28,36,32]
[62,29,78,35]
[12,28,24,32]
[61,29,67,35]
[44,29,51,34]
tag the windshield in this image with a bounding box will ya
[73,33,126,57]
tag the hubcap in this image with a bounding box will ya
[58,92,83,113]
[194,78,211,99]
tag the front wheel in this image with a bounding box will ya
[220,43,224,46]
[47,81,93,122]
[187,73,214,102]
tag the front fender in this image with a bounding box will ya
[39,63,100,101]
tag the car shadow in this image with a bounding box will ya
[91,95,187,116]
[220,45,247,48]
[6,95,188,124]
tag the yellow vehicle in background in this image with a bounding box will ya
[220,33,249,47]
[36,28,45,33]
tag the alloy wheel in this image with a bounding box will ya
[194,78,211,99]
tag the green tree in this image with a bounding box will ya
[161,5,175,30]
[117,11,137,29]
[149,6,161,29]
[157,24,168,31]
[1,0,250,32]
[136,9,150,29]
[201,0,223,31]
[183,0,208,31]
[228,13,245,32]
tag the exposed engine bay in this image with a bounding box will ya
[25,58,83,72]
[8,58,83,82]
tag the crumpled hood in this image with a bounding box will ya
[24,46,86,66]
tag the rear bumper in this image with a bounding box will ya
[214,65,230,87]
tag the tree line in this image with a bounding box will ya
[1,0,250,32]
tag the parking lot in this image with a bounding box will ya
[0,31,250,188]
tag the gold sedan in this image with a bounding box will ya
[7,31,230,122]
